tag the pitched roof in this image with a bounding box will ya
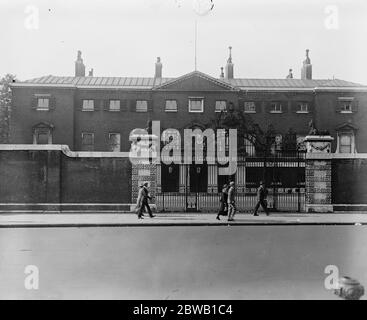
[11,72,367,91]
[20,75,174,88]
[223,78,365,89]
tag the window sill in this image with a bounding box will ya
[36,109,50,111]
[296,111,309,114]
[215,110,227,113]
[108,109,121,112]
[269,111,283,114]
[189,110,204,113]
[82,109,94,112]
[340,111,353,114]
[244,110,256,114]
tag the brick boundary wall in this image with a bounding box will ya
[0,145,132,212]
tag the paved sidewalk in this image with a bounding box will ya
[0,212,367,227]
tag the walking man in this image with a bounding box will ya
[253,181,270,216]
[227,181,236,221]
[136,182,155,219]
[216,184,229,220]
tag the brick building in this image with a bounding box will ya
[9,49,367,154]
[6,49,367,211]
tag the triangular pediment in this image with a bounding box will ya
[153,71,237,91]
[336,122,358,131]
[32,122,54,129]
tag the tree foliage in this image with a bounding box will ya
[0,74,16,143]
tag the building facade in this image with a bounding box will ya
[8,49,367,211]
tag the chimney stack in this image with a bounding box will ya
[220,67,224,79]
[286,68,293,79]
[301,49,312,80]
[225,46,234,79]
[88,68,94,77]
[75,50,85,77]
[155,57,162,79]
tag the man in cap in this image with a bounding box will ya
[227,181,236,221]
[136,182,155,219]
[253,181,269,216]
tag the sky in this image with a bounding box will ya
[1,0,367,83]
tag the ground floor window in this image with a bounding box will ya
[81,133,94,151]
[243,137,256,156]
[217,171,235,191]
[33,123,53,144]
[338,133,353,153]
[189,164,208,192]
[161,164,180,192]
[108,133,121,152]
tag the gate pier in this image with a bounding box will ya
[304,135,334,213]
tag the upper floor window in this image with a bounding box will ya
[81,133,94,151]
[338,98,353,113]
[165,100,178,112]
[297,102,309,113]
[82,100,94,111]
[270,102,282,113]
[136,100,148,112]
[189,97,204,113]
[215,100,227,113]
[37,98,49,111]
[109,100,120,112]
[244,102,256,113]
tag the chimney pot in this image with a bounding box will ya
[225,46,234,79]
[75,50,86,77]
[155,57,162,79]
[301,49,312,80]
[220,67,224,79]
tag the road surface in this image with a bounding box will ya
[0,225,366,299]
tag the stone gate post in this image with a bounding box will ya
[130,134,158,209]
[304,135,334,213]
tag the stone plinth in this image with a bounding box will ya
[304,135,334,213]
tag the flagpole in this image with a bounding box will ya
[194,19,197,71]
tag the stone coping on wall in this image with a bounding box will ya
[304,135,334,142]
[306,153,367,160]
[0,144,131,158]
[306,153,333,160]
[331,153,367,159]
[1,144,367,160]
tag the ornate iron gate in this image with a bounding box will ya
[156,151,306,212]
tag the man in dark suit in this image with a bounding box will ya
[253,181,270,216]
[136,182,155,219]
[227,181,236,221]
